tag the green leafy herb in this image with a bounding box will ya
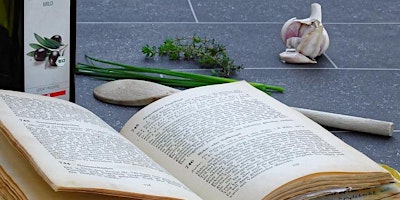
[141,35,242,77]
[44,37,62,48]
[26,51,35,57]
[27,33,68,60]
[34,33,61,49]
[76,55,284,94]
[29,43,44,50]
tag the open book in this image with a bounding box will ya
[0,81,398,200]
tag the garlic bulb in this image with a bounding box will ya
[279,3,329,64]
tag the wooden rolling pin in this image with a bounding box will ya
[93,79,395,137]
[292,107,394,136]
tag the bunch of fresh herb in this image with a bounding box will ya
[141,35,242,77]
[76,55,284,94]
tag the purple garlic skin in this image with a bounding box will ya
[279,3,329,64]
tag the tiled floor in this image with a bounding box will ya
[76,1,400,170]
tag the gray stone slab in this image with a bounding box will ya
[76,23,400,70]
[192,0,400,23]
[325,24,400,69]
[77,0,194,22]
[249,69,400,125]
[76,23,334,72]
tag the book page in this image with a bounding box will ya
[121,81,390,200]
[0,90,201,200]
[0,130,132,200]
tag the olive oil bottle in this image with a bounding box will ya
[0,0,75,102]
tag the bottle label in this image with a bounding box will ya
[24,0,72,100]
[56,56,67,67]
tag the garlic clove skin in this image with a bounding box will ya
[279,3,329,64]
[320,28,330,55]
[286,37,302,49]
[279,49,317,64]
[297,21,328,59]
[281,18,299,44]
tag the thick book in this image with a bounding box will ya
[0,81,398,200]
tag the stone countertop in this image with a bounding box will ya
[76,0,400,170]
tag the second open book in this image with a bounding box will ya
[0,81,397,199]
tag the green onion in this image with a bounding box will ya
[76,55,285,93]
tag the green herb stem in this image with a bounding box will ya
[142,35,242,77]
[77,64,215,88]
[76,56,285,93]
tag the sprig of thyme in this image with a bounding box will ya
[141,35,242,77]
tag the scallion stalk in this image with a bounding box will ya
[76,55,285,93]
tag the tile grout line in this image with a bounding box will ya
[77,22,281,25]
[76,21,400,25]
[187,0,199,23]
[244,68,400,71]
[179,68,400,71]
[323,53,338,69]
[324,22,400,25]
